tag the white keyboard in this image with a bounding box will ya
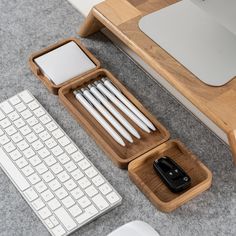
[0,90,122,236]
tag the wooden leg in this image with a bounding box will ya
[228,130,236,165]
[78,10,104,37]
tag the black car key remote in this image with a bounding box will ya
[153,156,191,193]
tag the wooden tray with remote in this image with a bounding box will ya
[29,37,212,212]
[78,0,236,165]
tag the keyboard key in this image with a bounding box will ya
[33,123,44,134]
[48,179,61,191]
[78,196,91,208]
[51,163,63,174]
[11,132,23,143]
[78,159,91,170]
[0,118,11,128]
[8,111,20,121]
[92,194,109,210]
[106,192,120,204]
[41,189,54,202]
[46,121,57,132]
[69,205,82,217]
[71,151,84,162]
[85,167,98,178]
[78,177,91,189]
[32,140,44,151]
[20,125,31,135]
[71,169,84,181]
[65,144,77,155]
[23,147,35,159]
[51,146,63,156]
[4,141,16,153]
[22,165,34,176]
[9,149,22,160]
[45,219,54,229]
[5,126,17,136]
[62,196,75,208]
[9,95,21,105]
[35,163,48,174]
[54,207,77,231]
[27,116,38,126]
[39,130,51,141]
[50,216,59,226]
[58,171,70,183]
[58,136,70,147]
[45,138,57,149]
[99,183,112,195]
[42,171,54,183]
[16,158,28,168]
[0,135,10,145]
[32,198,45,210]
[71,187,84,200]
[34,107,45,117]
[38,148,50,158]
[17,140,29,151]
[55,187,68,200]
[24,187,38,201]
[52,225,66,236]
[57,153,70,164]
[44,155,56,167]
[15,102,26,112]
[64,161,76,172]
[29,155,41,166]
[35,181,47,193]
[38,206,51,219]
[48,198,61,211]
[19,91,33,103]
[64,179,77,191]
[39,115,51,124]
[14,118,26,129]
[21,109,32,119]
[52,129,64,139]
[76,205,98,224]
[28,173,41,185]
[85,185,98,197]
[26,133,38,143]
[28,101,39,110]
[0,101,14,114]
[92,175,105,187]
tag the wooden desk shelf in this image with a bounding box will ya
[79,0,236,164]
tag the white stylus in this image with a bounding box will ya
[94,82,151,133]
[81,88,133,143]
[88,84,141,139]
[73,90,125,147]
[102,78,156,131]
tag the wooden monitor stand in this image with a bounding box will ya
[78,0,236,165]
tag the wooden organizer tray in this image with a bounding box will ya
[29,38,212,211]
[79,0,236,165]
[29,37,100,95]
[59,69,170,168]
[128,140,212,212]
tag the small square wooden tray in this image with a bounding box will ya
[128,140,212,212]
[29,37,100,95]
[59,68,170,169]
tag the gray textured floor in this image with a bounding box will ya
[0,0,235,236]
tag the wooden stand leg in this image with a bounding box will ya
[228,130,236,165]
[78,10,104,37]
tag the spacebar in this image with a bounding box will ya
[0,148,30,191]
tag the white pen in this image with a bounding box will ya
[88,84,141,139]
[94,81,151,133]
[102,78,156,131]
[81,88,133,143]
[73,90,126,147]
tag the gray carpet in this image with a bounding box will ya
[0,0,235,235]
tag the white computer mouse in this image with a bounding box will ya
[107,220,160,236]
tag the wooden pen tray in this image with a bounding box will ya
[59,69,170,168]
[128,140,212,212]
[29,37,100,95]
